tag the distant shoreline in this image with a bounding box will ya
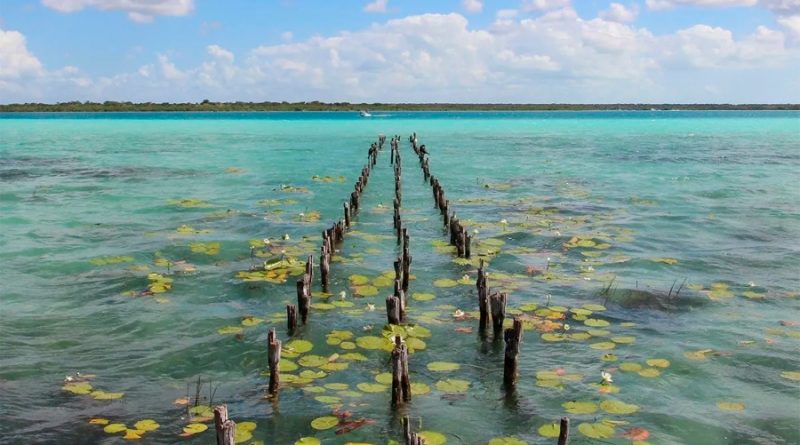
[1,102,798,112]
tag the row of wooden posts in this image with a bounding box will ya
[214,134,569,445]
[408,134,570,444]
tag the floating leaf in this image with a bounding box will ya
[91,390,124,400]
[353,285,379,297]
[716,401,745,411]
[234,429,253,443]
[63,382,93,395]
[296,438,321,445]
[590,342,616,350]
[684,349,714,360]
[488,437,527,445]
[241,316,264,327]
[375,373,393,385]
[287,339,313,354]
[652,258,679,265]
[349,274,370,285]
[411,383,431,395]
[433,278,458,288]
[619,362,642,372]
[584,318,610,328]
[298,355,328,367]
[123,429,143,440]
[427,362,461,372]
[583,304,607,311]
[218,326,244,335]
[418,431,447,445]
[183,423,208,435]
[104,423,127,434]
[279,360,298,372]
[130,419,158,433]
[89,418,110,425]
[356,336,390,350]
[638,368,661,378]
[600,399,640,415]
[537,423,560,438]
[611,336,636,344]
[563,400,598,414]
[780,371,800,381]
[578,422,615,439]
[357,383,388,393]
[646,358,670,368]
[435,379,470,393]
[601,353,618,362]
[310,416,339,430]
[413,292,436,301]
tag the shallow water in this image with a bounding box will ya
[1,111,799,444]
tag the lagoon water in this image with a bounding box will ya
[1,111,798,444]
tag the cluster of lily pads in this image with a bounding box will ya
[62,374,123,401]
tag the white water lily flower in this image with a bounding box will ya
[280,249,286,255]
[366,303,375,311]
[601,371,613,384]
[748,281,756,287]
[283,233,290,240]
[462,274,469,281]
[299,212,305,217]
[362,325,373,331]
[263,238,271,245]
[453,309,465,318]
[500,219,508,225]
[473,229,479,235]
[339,291,347,300]
[563,324,570,331]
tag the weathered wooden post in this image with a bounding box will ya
[391,336,411,407]
[344,202,351,227]
[558,417,570,445]
[320,246,330,293]
[296,276,310,324]
[503,318,523,387]
[386,295,401,325]
[477,260,490,331]
[220,420,235,445]
[403,416,424,445]
[214,405,228,445]
[286,304,297,335]
[305,255,314,282]
[490,292,507,334]
[267,328,281,395]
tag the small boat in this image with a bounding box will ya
[359,110,372,117]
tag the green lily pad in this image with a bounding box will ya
[63,382,93,395]
[537,423,560,438]
[354,285,379,296]
[433,279,458,288]
[611,336,636,344]
[488,437,527,445]
[287,339,314,353]
[298,355,328,367]
[411,383,431,395]
[375,373,393,384]
[563,400,598,414]
[310,416,339,430]
[296,437,321,445]
[646,358,670,368]
[356,336,390,350]
[583,304,607,311]
[619,362,642,372]
[349,274,370,285]
[427,361,460,372]
[357,383,388,393]
[584,318,610,328]
[183,423,208,434]
[590,341,616,350]
[133,419,159,432]
[218,326,244,335]
[599,399,640,414]
[578,422,615,439]
[413,292,436,301]
[418,431,447,445]
[435,379,470,393]
[103,423,127,434]
[638,368,661,378]
[315,395,342,405]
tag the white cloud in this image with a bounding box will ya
[600,3,640,22]
[364,0,388,13]
[646,0,756,9]
[521,0,572,12]
[462,0,484,13]
[41,0,194,23]
[496,9,519,19]
[207,44,234,63]
[2,12,798,103]
[0,27,44,78]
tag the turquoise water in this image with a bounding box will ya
[1,111,798,444]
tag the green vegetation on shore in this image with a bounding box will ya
[0,101,798,112]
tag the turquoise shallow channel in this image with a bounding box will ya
[0,111,799,444]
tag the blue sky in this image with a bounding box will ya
[1,0,798,103]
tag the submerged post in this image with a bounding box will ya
[286,304,297,335]
[503,318,523,388]
[490,292,507,334]
[214,405,228,445]
[267,328,281,395]
[558,417,570,445]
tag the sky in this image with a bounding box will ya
[0,0,799,103]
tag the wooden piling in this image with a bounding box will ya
[477,260,490,331]
[391,336,411,407]
[296,276,310,324]
[386,295,401,325]
[214,405,228,445]
[503,318,523,387]
[286,304,297,335]
[558,417,570,445]
[267,328,281,395]
[490,292,507,334]
[220,420,235,445]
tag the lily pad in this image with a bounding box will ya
[427,361,461,372]
[562,400,598,414]
[349,274,370,285]
[310,416,339,430]
[412,292,436,301]
[104,423,127,434]
[537,423,560,438]
[578,422,615,439]
[780,371,800,381]
[356,336,390,350]
[717,401,745,411]
[353,285,379,297]
[488,437,527,445]
[433,279,458,288]
[646,358,670,368]
[296,438,321,445]
[287,339,314,353]
[638,368,661,378]
[418,431,447,445]
[298,355,328,367]
[218,326,244,335]
[63,382,93,395]
[411,383,431,395]
[357,383,388,393]
[590,342,616,350]
[600,399,640,415]
[183,423,208,434]
[619,362,642,372]
[584,318,610,328]
[435,379,470,393]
